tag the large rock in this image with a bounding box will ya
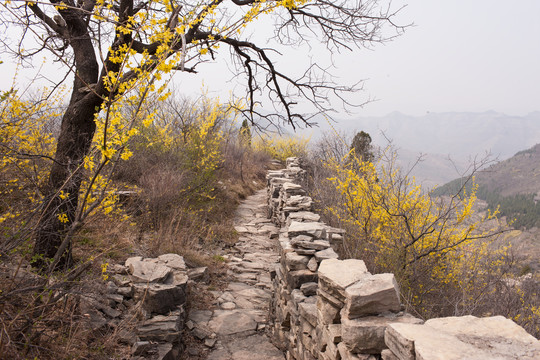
[342,313,422,354]
[385,316,540,360]
[133,283,186,315]
[342,273,401,319]
[138,312,184,342]
[285,252,310,271]
[157,253,186,271]
[314,248,339,262]
[318,259,369,301]
[287,269,318,290]
[208,310,258,336]
[288,211,321,223]
[288,221,327,239]
[126,257,172,283]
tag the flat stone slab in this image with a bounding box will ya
[288,211,321,222]
[208,310,258,336]
[126,257,172,283]
[343,273,401,319]
[288,221,327,238]
[208,334,285,360]
[318,259,369,300]
[385,316,540,360]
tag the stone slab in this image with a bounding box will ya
[318,259,369,301]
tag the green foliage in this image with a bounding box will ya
[432,180,540,229]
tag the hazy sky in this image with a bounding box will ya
[2,0,539,118]
[351,0,540,117]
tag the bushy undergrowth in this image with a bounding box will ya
[304,131,540,338]
[253,133,310,163]
[0,89,271,358]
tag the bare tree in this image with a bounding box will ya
[0,0,404,269]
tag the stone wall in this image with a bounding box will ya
[267,157,540,360]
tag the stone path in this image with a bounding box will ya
[187,189,285,360]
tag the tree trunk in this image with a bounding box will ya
[31,11,102,270]
[32,93,102,270]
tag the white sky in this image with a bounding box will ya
[2,0,539,118]
[351,0,540,117]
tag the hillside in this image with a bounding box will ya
[432,143,540,229]
[475,143,540,197]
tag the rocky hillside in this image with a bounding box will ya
[432,143,540,228]
[432,144,540,272]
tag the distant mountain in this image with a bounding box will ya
[435,143,540,198]
[319,111,540,187]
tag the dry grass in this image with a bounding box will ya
[0,92,273,357]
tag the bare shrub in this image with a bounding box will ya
[305,131,540,337]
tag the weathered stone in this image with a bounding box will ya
[288,221,327,238]
[112,274,131,287]
[165,271,189,287]
[187,267,209,282]
[133,283,186,315]
[157,253,186,270]
[314,248,339,262]
[156,343,176,360]
[287,269,318,289]
[208,334,285,360]
[337,343,376,360]
[307,257,318,272]
[291,234,313,242]
[283,182,305,195]
[106,293,124,303]
[300,282,318,297]
[208,310,258,336]
[288,211,321,223]
[132,341,153,356]
[380,349,400,360]
[317,295,341,325]
[317,287,344,309]
[387,316,540,360]
[221,302,236,310]
[100,304,122,318]
[325,324,342,344]
[425,315,539,344]
[138,313,183,342]
[323,340,340,360]
[296,248,317,256]
[343,273,401,319]
[285,252,310,271]
[193,326,211,340]
[110,263,128,274]
[117,286,133,297]
[318,259,369,301]
[279,238,295,257]
[126,257,172,283]
[299,302,318,327]
[292,238,331,251]
[341,313,422,354]
[205,337,217,348]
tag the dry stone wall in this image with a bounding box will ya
[267,157,540,360]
